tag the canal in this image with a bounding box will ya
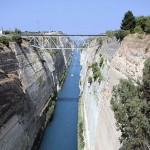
[39,50,80,150]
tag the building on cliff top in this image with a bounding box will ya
[0,29,4,35]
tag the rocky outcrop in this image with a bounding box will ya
[79,34,150,150]
[0,37,72,150]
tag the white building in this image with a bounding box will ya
[0,29,3,35]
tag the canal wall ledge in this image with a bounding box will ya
[0,37,73,150]
[79,34,150,150]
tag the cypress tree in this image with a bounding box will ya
[121,11,136,32]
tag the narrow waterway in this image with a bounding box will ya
[39,50,80,150]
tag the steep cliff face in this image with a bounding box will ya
[0,38,72,150]
[79,34,150,150]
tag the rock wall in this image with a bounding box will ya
[79,34,150,150]
[0,38,72,150]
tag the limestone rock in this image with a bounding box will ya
[0,37,72,150]
[79,34,150,150]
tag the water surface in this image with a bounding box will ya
[39,50,80,150]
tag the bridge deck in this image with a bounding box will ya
[21,34,107,37]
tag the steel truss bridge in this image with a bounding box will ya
[21,34,107,50]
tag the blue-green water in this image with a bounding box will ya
[39,50,80,150]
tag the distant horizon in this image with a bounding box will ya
[0,0,150,34]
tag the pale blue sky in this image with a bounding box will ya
[0,0,150,34]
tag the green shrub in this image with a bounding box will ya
[88,76,92,84]
[7,28,21,35]
[106,30,130,41]
[134,26,144,34]
[0,36,10,46]
[91,62,103,83]
[78,98,85,150]
[111,58,150,149]
[93,70,100,79]
[142,58,150,101]
[114,30,130,41]
[79,122,84,148]
[136,16,147,31]
[91,62,98,69]
[98,77,102,83]
[97,37,102,47]
[46,105,54,123]
[106,30,115,37]
[11,35,22,45]
[91,63,99,79]
[98,72,103,83]
[99,56,104,67]
[0,43,4,50]
[145,17,150,34]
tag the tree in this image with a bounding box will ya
[145,17,150,34]
[121,11,136,32]
[14,28,21,34]
[136,16,147,31]
[111,58,150,150]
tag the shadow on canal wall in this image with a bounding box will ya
[0,36,73,150]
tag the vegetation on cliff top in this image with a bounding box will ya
[3,28,21,35]
[111,58,150,149]
[106,11,150,41]
[0,28,22,47]
[0,36,10,47]
[121,11,136,32]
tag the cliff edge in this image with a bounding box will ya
[0,38,72,150]
[79,34,150,150]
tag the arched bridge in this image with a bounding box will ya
[21,33,107,50]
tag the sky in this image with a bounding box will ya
[0,0,150,34]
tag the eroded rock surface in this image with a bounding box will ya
[0,38,72,150]
[79,34,150,150]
